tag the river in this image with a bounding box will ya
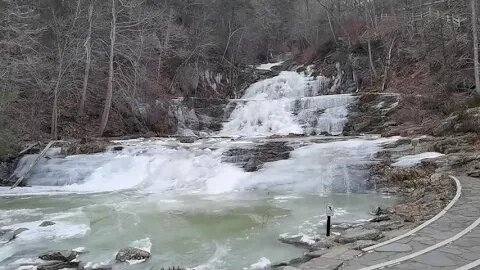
[0,71,397,269]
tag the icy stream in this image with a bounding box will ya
[0,71,397,270]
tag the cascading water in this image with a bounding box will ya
[220,71,355,137]
[0,70,396,270]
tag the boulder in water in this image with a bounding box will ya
[39,221,56,227]
[39,250,78,261]
[14,227,29,238]
[0,229,15,244]
[178,137,196,143]
[115,247,150,263]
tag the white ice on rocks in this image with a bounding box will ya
[220,72,354,137]
[256,61,284,71]
[1,138,384,196]
[247,257,271,270]
[392,152,445,167]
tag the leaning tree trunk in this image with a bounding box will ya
[99,0,116,135]
[382,37,396,91]
[79,1,94,115]
[472,0,480,94]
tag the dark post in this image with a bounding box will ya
[326,204,333,237]
[326,215,331,237]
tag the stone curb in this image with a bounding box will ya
[362,175,462,252]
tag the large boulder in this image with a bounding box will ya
[39,221,56,227]
[115,247,151,263]
[336,228,383,244]
[39,250,78,262]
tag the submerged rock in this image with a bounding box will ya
[0,229,15,244]
[178,137,196,143]
[37,261,79,270]
[39,221,56,227]
[39,250,78,261]
[115,247,151,263]
[13,227,29,238]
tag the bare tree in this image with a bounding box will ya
[472,0,480,94]
[50,0,82,139]
[79,0,95,115]
[99,0,117,135]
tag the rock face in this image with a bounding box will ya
[223,142,294,172]
[336,228,383,244]
[343,93,400,136]
[39,250,78,262]
[115,247,151,263]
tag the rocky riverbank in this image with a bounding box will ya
[270,133,480,270]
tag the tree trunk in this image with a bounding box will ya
[79,1,94,115]
[368,39,378,78]
[51,79,60,140]
[472,0,480,94]
[51,43,65,140]
[99,0,116,135]
[157,9,173,83]
[382,37,396,91]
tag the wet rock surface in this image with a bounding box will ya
[0,229,15,244]
[39,250,78,262]
[343,93,400,136]
[222,141,294,172]
[38,261,80,270]
[115,247,151,263]
[336,228,383,244]
[39,221,56,227]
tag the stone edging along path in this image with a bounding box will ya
[362,176,462,253]
[341,175,480,270]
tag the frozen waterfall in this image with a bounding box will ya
[220,72,355,137]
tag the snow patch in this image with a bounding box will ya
[392,152,445,167]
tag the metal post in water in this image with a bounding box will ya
[326,216,331,237]
[326,204,334,237]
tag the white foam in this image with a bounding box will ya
[1,220,89,242]
[188,243,230,270]
[3,144,249,196]
[129,238,152,253]
[239,139,382,194]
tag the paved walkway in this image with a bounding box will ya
[341,176,480,270]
